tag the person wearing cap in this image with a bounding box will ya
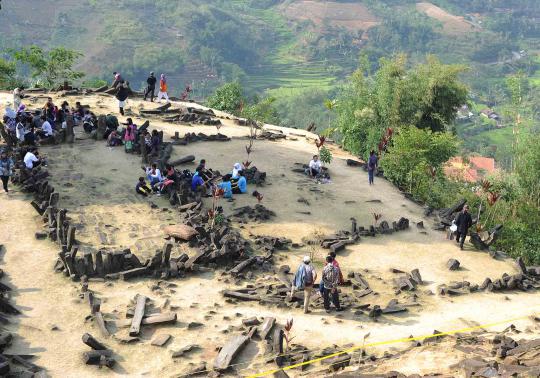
[144,72,157,102]
[454,204,473,250]
[291,255,317,314]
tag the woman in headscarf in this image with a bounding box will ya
[232,162,244,179]
[157,74,169,103]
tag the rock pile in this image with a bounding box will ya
[232,204,276,223]
[0,244,44,376]
[438,257,540,296]
[171,131,230,145]
[317,217,411,254]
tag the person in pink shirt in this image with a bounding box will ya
[123,118,136,152]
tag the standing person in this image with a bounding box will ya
[0,150,14,193]
[42,97,55,125]
[308,155,322,177]
[454,204,473,250]
[322,255,343,313]
[367,150,378,185]
[115,82,129,116]
[112,72,122,88]
[329,251,344,284]
[290,256,317,314]
[13,88,23,109]
[157,74,169,103]
[144,72,157,102]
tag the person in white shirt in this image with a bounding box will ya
[308,155,322,177]
[36,115,53,139]
[23,149,42,169]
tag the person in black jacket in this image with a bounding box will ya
[144,72,157,102]
[454,205,473,250]
[115,81,130,115]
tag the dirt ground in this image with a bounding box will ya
[416,2,477,35]
[280,1,379,32]
[1,92,539,377]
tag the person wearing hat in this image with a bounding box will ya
[144,72,157,102]
[290,255,317,314]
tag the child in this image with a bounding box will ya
[136,177,152,197]
[107,130,122,146]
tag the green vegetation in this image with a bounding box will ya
[206,82,243,115]
[332,55,467,159]
[1,46,84,89]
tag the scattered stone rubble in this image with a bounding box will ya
[315,216,411,254]
[0,244,44,376]
[438,257,540,296]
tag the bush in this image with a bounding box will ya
[207,82,244,115]
[319,146,333,165]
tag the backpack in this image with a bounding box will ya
[303,266,314,286]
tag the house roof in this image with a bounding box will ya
[470,156,496,172]
[444,156,496,183]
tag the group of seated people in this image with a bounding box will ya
[106,117,161,156]
[3,98,91,146]
[191,161,248,199]
[136,162,179,197]
[135,159,248,200]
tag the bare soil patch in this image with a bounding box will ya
[416,2,477,35]
[0,92,539,377]
[281,1,379,31]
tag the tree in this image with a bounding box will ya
[12,46,84,88]
[207,82,244,115]
[333,55,468,158]
[0,57,16,89]
[380,126,458,200]
[241,96,279,125]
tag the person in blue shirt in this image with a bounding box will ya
[191,167,205,191]
[232,170,247,194]
[218,174,233,198]
[367,150,378,185]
